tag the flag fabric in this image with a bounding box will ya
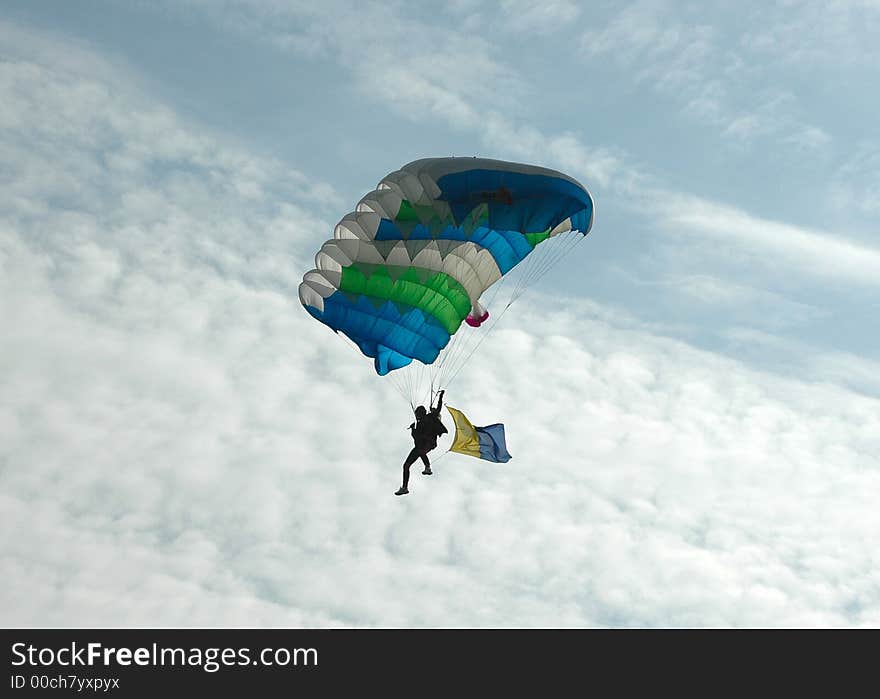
[446,406,512,463]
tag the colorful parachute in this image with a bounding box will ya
[299,157,594,402]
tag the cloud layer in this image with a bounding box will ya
[3,21,879,628]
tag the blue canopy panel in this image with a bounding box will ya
[435,169,593,234]
[569,208,591,234]
[303,292,450,375]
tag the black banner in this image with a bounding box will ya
[1,628,872,695]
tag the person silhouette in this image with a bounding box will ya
[395,390,447,495]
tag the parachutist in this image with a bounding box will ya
[395,390,447,495]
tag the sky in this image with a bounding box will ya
[1,0,879,628]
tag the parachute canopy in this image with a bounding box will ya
[299,157,594,377]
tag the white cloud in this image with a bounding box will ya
[479,114,629,189]
[742,0,880,67]
[722,113,763,141]
[171,0,631,191]
[499,0,581,34]
[717,91,831,151]
[186,0,525,129]
[808,351,880,400]
[645,189,880,288]
[613,272,826,332]
[786,125,832,151]
[583,0,687,62]
[722,327,880,400]
[581,1,832,150]
[830,141,880,215]
[582,1,720,102]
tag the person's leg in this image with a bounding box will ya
[397,448,419,494]
[420,450,432,475]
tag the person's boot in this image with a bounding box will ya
[394,486,409,496]
[422,467,432,475]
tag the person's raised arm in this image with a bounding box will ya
[434,389,445,413]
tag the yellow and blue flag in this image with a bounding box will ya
[446,406,512,463]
